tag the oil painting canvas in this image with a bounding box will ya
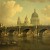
[0,0,50,50]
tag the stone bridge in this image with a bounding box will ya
[0,26,50,37]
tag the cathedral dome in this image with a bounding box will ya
[32,9,38,18]
[30,9,39,25]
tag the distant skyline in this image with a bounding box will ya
[0,0,50,26]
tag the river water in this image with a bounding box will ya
[0,38,50,50]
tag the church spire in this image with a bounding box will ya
[24,15,29,26]
[17,17,21,26]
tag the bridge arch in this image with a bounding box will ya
[39,28,47,39]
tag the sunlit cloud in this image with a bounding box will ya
[39,5,50,25]
[0,0,23,17]
[41,5,50,16]
[0,0,23,26]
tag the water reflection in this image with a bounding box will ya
[0,29,50,50]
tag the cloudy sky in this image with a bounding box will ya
[0,0,50,26]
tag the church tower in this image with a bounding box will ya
[24,16,29,26]
[17,17,21,26]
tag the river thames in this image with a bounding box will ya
[0,38,50,50]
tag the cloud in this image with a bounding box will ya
[0,0,23,26]
[40,16,50,25]
[25,0,50,2]
[0,0,23,18]
[40,5,50,25]
[41,5,50,16]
